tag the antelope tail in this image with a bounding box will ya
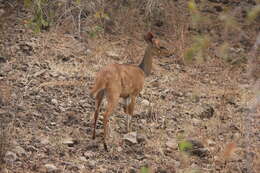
[90,78,106,98]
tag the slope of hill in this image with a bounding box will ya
[0,0,259,172]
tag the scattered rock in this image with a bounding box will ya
[51,99,58,105]
[174,161,181,169]
[106,50,120,59]
[0,9,5,17]
[150,80,160,87]
[88,160,96,169]
[156,167,168,173]
[19,43,33,55]
[123,132,137,144]
[85,141,99,151]
[117,146,123,152]
[63,111,79,125]
[194,104,214,119]
[141,99,150,106]
[26,145,38,152]
[39,136,50,145]
[191,118,201,125]
[62,137,78,147]
[77,164,85,170]
[85,49,92,54]
[137,133,147,143]
[214,5,223,12]
[79,156,87,162]
[208,0,229,4]
[84,151,95,159]
[62,137,74,144]
[45,164,58,173]
[13,146,26,156]
[50,122,56,126]
[129,168,136,173]
[0,2,257,172]
[206,139,216,146]
[140,119,146,124]
[33,69,46,77]
[183,168,202,173]
[166,139,178,149]
[4,151,17,163]
[0,168,8,173]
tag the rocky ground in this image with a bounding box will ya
[0,1,259,173]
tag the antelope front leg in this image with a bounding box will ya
[127,114,132,132]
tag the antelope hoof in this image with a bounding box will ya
[104,142,108,151]
[127,115,132,132]
[123,106,128,114]
[127,122,132,132]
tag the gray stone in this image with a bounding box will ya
[4,151,17,163]
[141,99,150,106]
[123,132,137,144]
[45,164,58,172]
[51,99,58,105]
[13,146,26,156]
[166,139,178,149]
[137,133,147,143]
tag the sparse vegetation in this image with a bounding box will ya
[0,0,259,172]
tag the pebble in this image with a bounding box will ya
[51,99,58,105]
[45,164,58,172]
[166,139,178,149]
[141,99,150,106]
[4,151,17,163]
[13,146,26,156]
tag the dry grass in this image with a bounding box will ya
[0,113,12,171]
[0,82,12,171]
[0,82,12,106]
[1,1,259,172]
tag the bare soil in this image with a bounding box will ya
[0,1,259,173]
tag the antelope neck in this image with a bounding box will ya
[138,46,153,76]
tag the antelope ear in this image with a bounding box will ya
[144,32,154,43]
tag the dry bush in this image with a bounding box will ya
[23,0,187,50]
[0,114,10,171]
[0,82,11,106]
[0,111,12,171]
[0,82,13,170]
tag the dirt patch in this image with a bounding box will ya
[0,1,259,173]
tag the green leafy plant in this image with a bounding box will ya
[140,166,150,173]
[247,5,260,22]
[184,35,210,62]
[88,25,104,38]
[24,0,51,32]
[188,0,203,26]
[178,140,193,152]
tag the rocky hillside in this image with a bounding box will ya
[0,0,259,173]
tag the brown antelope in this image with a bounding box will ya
[90,32,168,151]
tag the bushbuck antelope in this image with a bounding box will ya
[90,32,168,151]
